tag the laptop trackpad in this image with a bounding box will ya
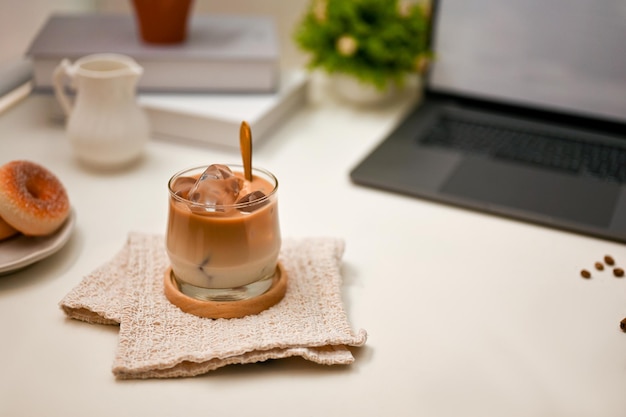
[440,156,619,227]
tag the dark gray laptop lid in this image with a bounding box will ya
[427,0,626,124]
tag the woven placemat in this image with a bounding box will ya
[60,232,367,379]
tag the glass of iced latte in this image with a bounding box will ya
[166,163,281,301]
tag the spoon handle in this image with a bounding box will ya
[240,121,253,181]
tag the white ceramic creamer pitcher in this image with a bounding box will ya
[53,53,150,169]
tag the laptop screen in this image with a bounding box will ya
[428,0,626,124]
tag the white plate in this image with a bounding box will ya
[0,209,76,275]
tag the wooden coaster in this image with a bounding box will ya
[163,263,287,319]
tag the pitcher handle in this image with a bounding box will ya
[52,59,73,117]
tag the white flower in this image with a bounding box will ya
[414,54,429,74]
[399,0,432,18]
[398,1,412,17]
[336,35,358,56]
[313,0,327,22]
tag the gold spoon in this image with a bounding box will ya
[239,121,253,181]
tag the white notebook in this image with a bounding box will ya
[139,71,309,148]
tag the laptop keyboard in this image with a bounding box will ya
[420,115,626,183]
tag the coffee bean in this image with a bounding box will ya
[595,262,604,271]
[605,255,615,266]
[580,269,591,279]
[614,268,624,278]
[621,318,626,332]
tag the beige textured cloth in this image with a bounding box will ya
[60,233,367,379]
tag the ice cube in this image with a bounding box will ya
[188,164,243,209]
[236,190,268,212]
[201,164,234,180]
[170,176,196,198]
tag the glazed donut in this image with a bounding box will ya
[0,215,18,241]
[0,160,70,236]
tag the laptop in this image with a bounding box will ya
[350,0,626,243]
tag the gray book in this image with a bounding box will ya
[26,13,279,93]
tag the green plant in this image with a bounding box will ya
[294,0,432,90]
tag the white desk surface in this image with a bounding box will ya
[1,80,625,417]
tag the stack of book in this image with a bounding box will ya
[25,13,308,147]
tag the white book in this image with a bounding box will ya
[139,72,309,148]
[26,13,279,93]
[0,60,33,115]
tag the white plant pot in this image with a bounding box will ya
[330,74,396,106]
